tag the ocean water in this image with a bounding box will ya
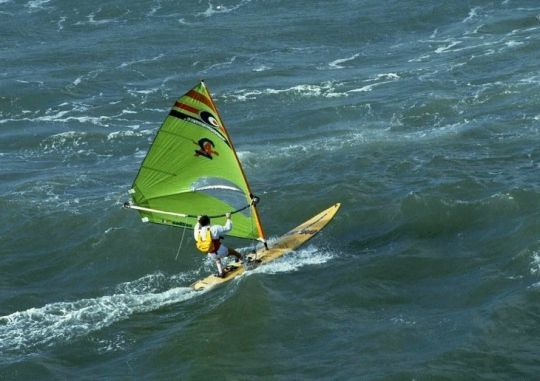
[1,0,539,379]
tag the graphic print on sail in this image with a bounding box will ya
[125,80,266,242]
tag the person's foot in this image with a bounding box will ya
[235,257,243,264]
[216,272,225,278]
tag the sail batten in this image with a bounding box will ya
[130,81,265,241]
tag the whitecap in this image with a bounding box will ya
[435,40,462,54]
[530,251,540,275]
[106,129,153,141]
[178,18,196,25]
[372,73,400,81]
[196,0,251,18]
[57,16,66,31]
[0,284,199,352]
[505,40,524,48]
[92,334,131,354]
[348,84,377,93]
[202,56,237,73]
[462,7,481,23]
[253,65,271,72]
[224,81,346,101]
[117,54,165,69]
[328,53,361,69]
[390,315,417,326]
[25,0,50,9]
[250,245,335,276]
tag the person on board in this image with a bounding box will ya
[194,212,243,278]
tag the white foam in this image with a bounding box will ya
[249,245,334,276]
[530,251,540,275]
[202,56,237,73]
[348,83,378,93]
[347,73,400,93]
[42,131,86,151]
[505,40,524,48]
[462,7,481,23]
[329,53,361,69]
[178,18,197,25]
[107,129,154,141]
[0,110,111,127]
[390,315,417,326]
[237,117,474,166]
[118,54,165,69]
[348,79,395,93]
[435,40,462,54]
[373,73,400,81]
[224,81,346,101]
[196,0,251,18]
[69,69,103,88]
[92,334,130,354]
[0,275,199,352]
[25,0,50,9]
[83,11,118,26]
[253,65,271,72]
[127,87,160,96]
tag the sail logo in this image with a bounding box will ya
[194,138,219,159]
[169,107,231,148]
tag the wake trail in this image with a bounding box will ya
[0,282,199,354]
[0,245,334,355]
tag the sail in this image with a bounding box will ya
[129,81,265,241]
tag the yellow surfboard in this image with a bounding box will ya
[191,203,341,291]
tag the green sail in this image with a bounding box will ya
[129,81,265,240]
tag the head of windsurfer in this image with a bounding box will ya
[199,215,210,227]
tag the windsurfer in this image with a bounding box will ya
[194,213,243,277]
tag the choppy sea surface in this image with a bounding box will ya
[1,0,539,379]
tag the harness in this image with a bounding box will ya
[195,227,222,254]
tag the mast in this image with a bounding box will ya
[202,81,267,243]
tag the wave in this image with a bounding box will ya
[24,0,50,10]
[223,74,402,101]
[0,244,333,355]
[37,129,152,156]
[201,56,238,73]
[196,0,251,18]
[236,118,473,166]
[117,54,165,69]
[223,81,347,101]
[328,53,361,69]
[462,7,482,23]
[0,277,199,354]
[530,251,540,276]
[250,245,334,275]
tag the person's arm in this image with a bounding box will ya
[213,213,232,236]
[194,220,201,239]
[222,213,232,233]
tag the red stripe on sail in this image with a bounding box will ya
[186,90,216,113]
[175,101,199,114]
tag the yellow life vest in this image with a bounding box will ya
[196,228,215,254]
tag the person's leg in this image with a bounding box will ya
[215,258,224,277]
[227,247,243,262]
[218,244,242,262]
[208,252,225,277]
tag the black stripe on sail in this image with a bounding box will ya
[168,109,231,147]
[169,109,192,120]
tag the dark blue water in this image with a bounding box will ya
[1,0,539,379]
